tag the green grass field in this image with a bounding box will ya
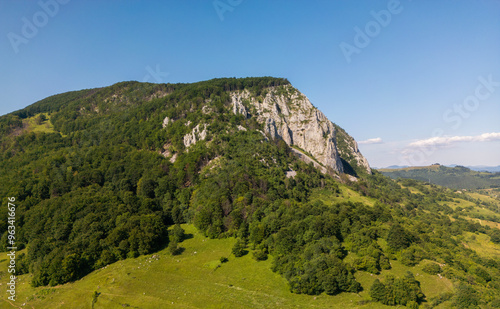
[22,113,57,134]
[1,223,461,309]
[310,187,377,207]
[3,181,495,308]
[463,232,500,260]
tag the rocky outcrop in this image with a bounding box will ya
[231,85,371,174]
[162,116,171,128]
[232,95,249,118]
[333,124,372,174]
[160,84,370,175]
[183,124,208,149]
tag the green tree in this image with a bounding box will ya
[489,229,500,244]
[452,284,479,309]
[370,279,387,302]
[168,239,179,255]
[422,262,441,275]
[171,224,185,243]
[387,224,413,251]
[232,239,246,257]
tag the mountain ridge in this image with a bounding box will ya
[378,164,500,173]
[379,164,500,190]
[3,78,371,177]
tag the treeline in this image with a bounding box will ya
[380,165,500,190]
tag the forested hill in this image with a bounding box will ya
[0,78,499,308]
[379,164,500,190]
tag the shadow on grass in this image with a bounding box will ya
[183,233,194,241]
[172,247,185,256]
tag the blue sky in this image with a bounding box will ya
[1,0,499,167]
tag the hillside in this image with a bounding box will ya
[379,164,500,190]
[0,78,499,308]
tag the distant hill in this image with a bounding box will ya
[379,164,500,190]
[462,165,500,173]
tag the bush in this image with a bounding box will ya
[387,224,413,251]
[452,284,479,309]
[252,250,268,261]
[171,224,185,243]
[489,298,500,308]
[422,262,441,275]
[220,256,228,263]
[369,272,425,306]
[489,229,500,244]
[232,239,246,257]
[473,266,491,283]
[168,239,180,255]
[379,254,391,270]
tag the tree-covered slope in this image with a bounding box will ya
[379,164,500,190]
[0,78,499,308]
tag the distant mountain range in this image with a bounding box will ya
[377,165,500,173]
[449,165,500,173]
[378,164,500,190]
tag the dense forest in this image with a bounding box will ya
[1,78,499,308]
[380,164,500,190]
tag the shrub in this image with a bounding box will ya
[232,239,246,257]
[168,239,180,255]
[252,250,268,261]
[171,224,185,243]
[387,224,413,251]
[369,272,425,306]
[452,284,479,309]
[422,262,441,275]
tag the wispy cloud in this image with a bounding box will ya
[408,132,500,148]
[359,137,383,145]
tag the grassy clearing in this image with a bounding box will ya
[468,191,500,205]
[22,113,57,134]
[0,224,459,309]
[311,186,377,207]
[0,225,393,309]
[378,165,441,172]
[354,259,453,302]
[462,232,500,259]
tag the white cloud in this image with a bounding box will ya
[408,132,500,148]
[358,137,383,145]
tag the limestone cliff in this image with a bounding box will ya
[230,85,371,174]
[333,124,372,175]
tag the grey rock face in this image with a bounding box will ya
[162,116,171,128]
[230,85,371,174]
[232,95,249,118]
[183,124,208,149]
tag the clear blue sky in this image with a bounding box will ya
[1,0,499,167]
